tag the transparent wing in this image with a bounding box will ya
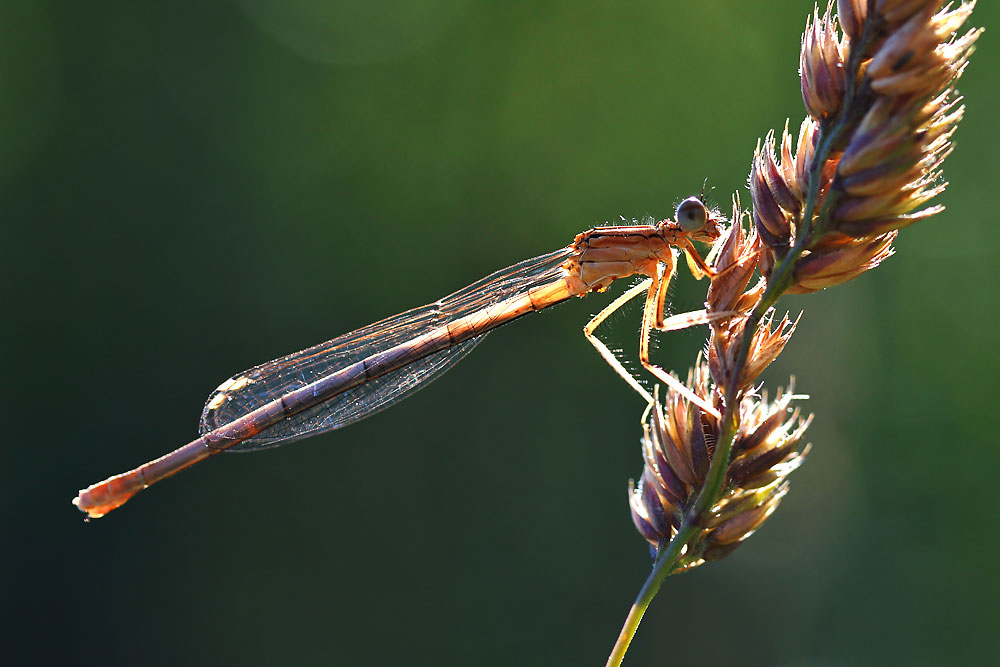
[199,247,574,450]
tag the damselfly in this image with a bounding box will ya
[74,197,729,518]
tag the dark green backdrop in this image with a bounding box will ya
[5,1,998,665]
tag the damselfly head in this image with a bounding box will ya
[675,196,724,244]
[676,196,707,232]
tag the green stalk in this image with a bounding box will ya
[605,520,699,667]
[694,18,877,563]
[692,0,879,567]
[604,111,841,663]
[603,148,827,667]
[603,144,829,667]
[605,13,879,666]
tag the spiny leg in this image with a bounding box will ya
[583,278,655,406]
[655,240,745,332]
[680,238,716,281]
[651,249,676,330]
[584,257,737,418]
[639,262,727,419]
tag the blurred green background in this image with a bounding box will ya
[4,1,998,665]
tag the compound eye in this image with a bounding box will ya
[676,197,708,232]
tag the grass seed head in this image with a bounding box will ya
[801,4,849,120]
[837,0,868,41]
[705,215,793,393]
[867,2,979,96]
[750,118,824,252]
[629,372,810,568]
[751,0,978,293]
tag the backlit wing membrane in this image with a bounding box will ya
[199,247,573,450]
